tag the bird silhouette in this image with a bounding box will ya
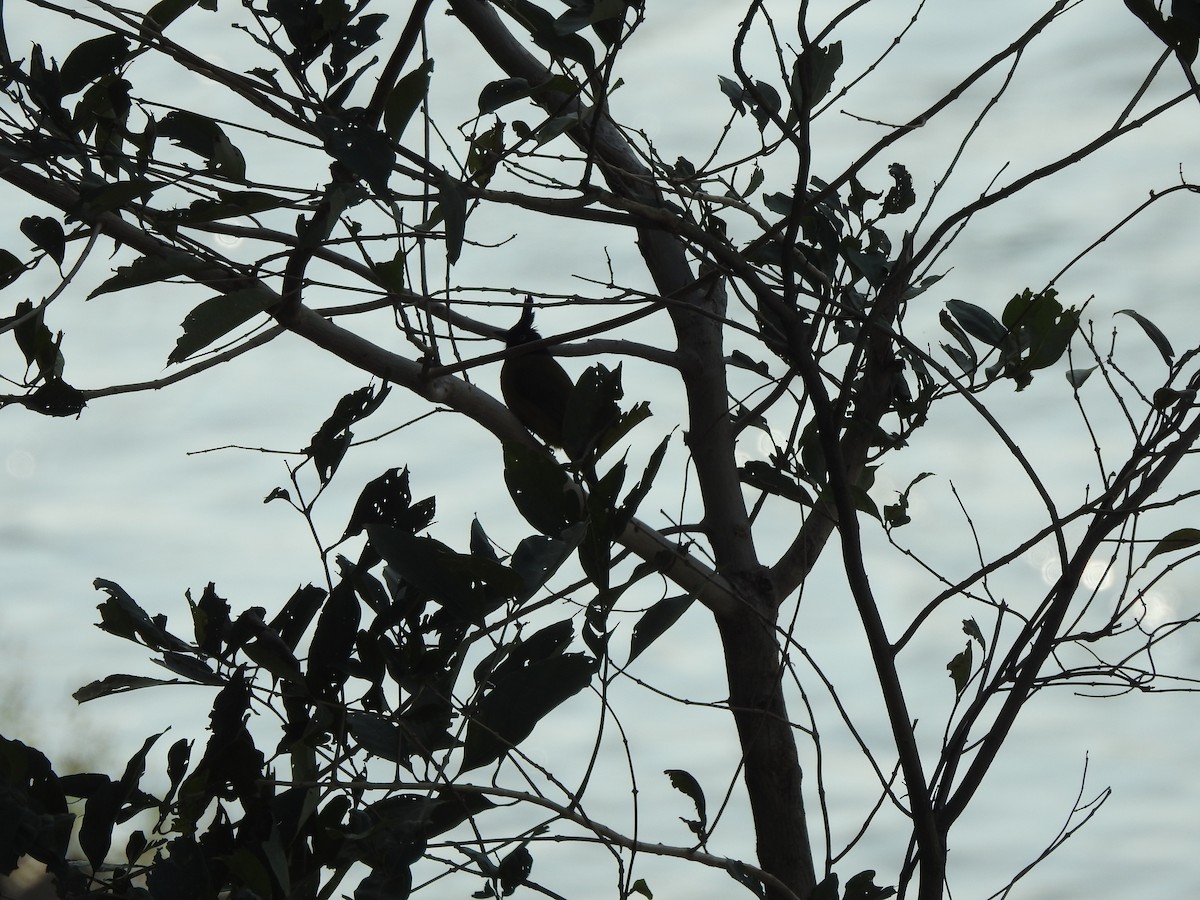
[500,296,574,449]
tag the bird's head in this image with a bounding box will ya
[503,295,541,347]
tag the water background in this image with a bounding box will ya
[2,1,1200,897]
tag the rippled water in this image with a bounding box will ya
[2,2,1199,897]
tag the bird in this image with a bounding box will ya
[500,296,574,450]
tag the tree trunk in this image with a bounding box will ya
[717,589,816,900]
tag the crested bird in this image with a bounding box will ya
[500,296,574,449]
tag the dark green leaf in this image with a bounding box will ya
[503,442,582,536]
[880,162,915,215]
[439,172,466,264]
[946,299,1009,347]
[1116,308,1175,364]
[478,77,533,114]
[143,0,203,33]
[664,768,707,838]
[94,578,191,652]
[511,533,576,600]
[1143,527,1200,567]
[342,463,432,539]
[750,80,782,132]
[628,595,694,664]
[962,618,986,650]
[385,59,433,140]
[152,651,224,685]
[740,461,812,505]
[718,74,748,114]
[60,35,130,95]
[168,287,276,364]
[630,878,653,899]
[305,582,360,699]
[89,251,207,299]
[166,189,288,224]
[461,653,597,771]
[727,349,769,375]
[158,110,246,181]
[616,435,670,529]
[20,216,65,267]
[11,300,62,379]
[369,527,484,622]
[503,0,596,74]
[73,674,182,703]
[844,869,897,900]
[21,376,85,417]
[791,40,842,109]
[316,110,394,194]
[498,845,533,894]
[947,642,972,697]
[76,177,162,215]
[563,363,623,462]
[346,711,405,763]
[0,249,25,288]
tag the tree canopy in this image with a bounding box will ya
[2,2,1200,899]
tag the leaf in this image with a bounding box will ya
[502,0,596,74]
[305,384,391,485]
[20,216,65,267]
[553,0,627,36]
[385,59,433,141]
[510,534,576,600]
[790,41,842,112]
[158,110,246,181]
[1125,0,1173,45]
[749,80,782,132]
[1115,308,1175,364]
[947,642,972,697]
[616,435,670,529]
[342,464,431,539]
[143,0,204,33]
[369,527,486,623]
[880,162,915,216]
[11,299,63,379]
[498,845,533,894]
[740,461,812,505]
[73,674,182,702]
[94,579,191,652]
[75,177,163,216]
[945,299,1009,348]
[460,653,597,771]
[844,869,897,900]
[315,110,394,194]
[439,172,466,264]
[1143,527,1200,567]
[152,651,224,685]
[503,442,582,536]
[664,769,707,840]
[79,732,163,871]
[1066,366,1097,388]
[166,190,288,224]
[962,618,986,650]
[0,249,25,289]
[628,595,694,664]
[727,349,769,375]
[21,376,86,417]
[305,582,360,700]
[478,77,533,114]
[89,251,207,299]
[718,74,748,114]
[168,287,276,364]
[59,35,130,95]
